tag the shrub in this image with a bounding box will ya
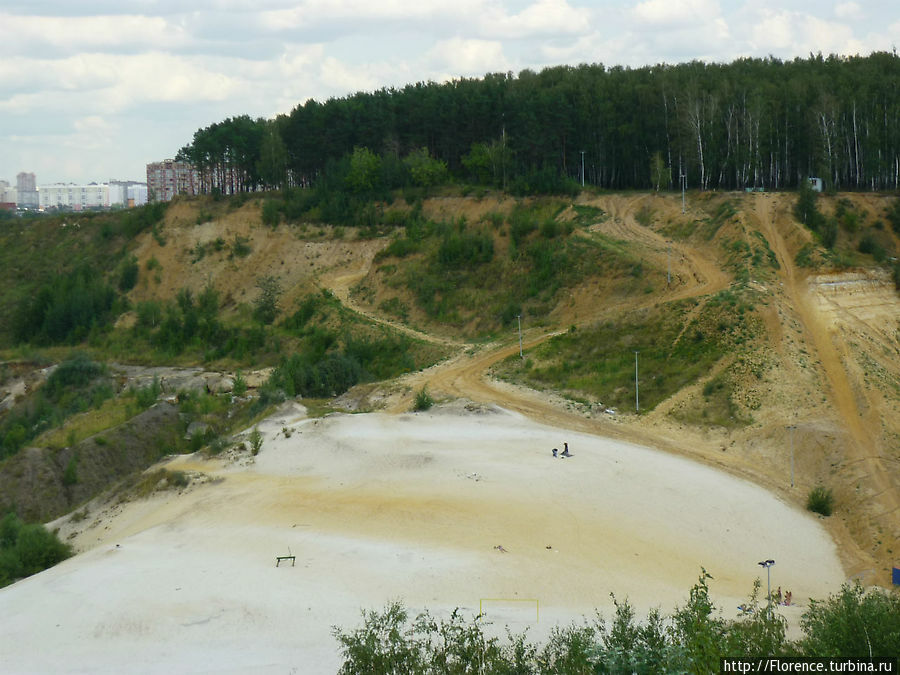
[412,387,434,412]
[800,582,900,657]
[806,486,834,516]
[248,427,263,455]
[117,255,139,291]
[262,198,281,227]
[62,453,78,486]
[0,513,72,588]
[253,276,282,325]
[232,370,247,396]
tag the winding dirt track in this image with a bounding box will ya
[749,194,899,577]
[320,192,900,585]
[321,193,731,449]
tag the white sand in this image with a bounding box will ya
[0,403,845,673]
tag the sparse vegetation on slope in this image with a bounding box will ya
[334,575,900,671]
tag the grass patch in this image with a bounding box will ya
[412,387,434,412]
[495,288,761,415]
[36,396,133,449]
[130,468,191,499]
[807,486,834,516]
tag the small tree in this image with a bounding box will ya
[404,147,448,187]
[345,147,382,194]
[650,151,671,192]
[248,427,263,455]
[253,276,282,325]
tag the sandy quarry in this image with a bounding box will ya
[0,400,845,674]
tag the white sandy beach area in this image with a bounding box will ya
[0,402,845,673]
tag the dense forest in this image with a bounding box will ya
[176,52,900,195]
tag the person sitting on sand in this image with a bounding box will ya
[560,442,571,457]
[552,448,558,457]
[783,590,792,606]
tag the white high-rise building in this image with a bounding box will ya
[16,172,39,208]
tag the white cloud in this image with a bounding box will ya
[747,9,862,56]
[0,12,188,56]
[426,38,509,76]
[479,0,593,39]
[631,0,722,29]
[834,2,863,20]
[0,53,240,117]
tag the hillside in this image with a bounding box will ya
[1,188,899,591]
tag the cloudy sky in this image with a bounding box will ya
[1,0,898,186]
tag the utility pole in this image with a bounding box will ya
[667,240,672,286]
[634,351,639,412]
[787,425,797,488]
[580,150,585,187]
[758,559,776,610]
[517,314,523,359]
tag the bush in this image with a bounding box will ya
[14,267,118,345]
[412,387,434,412]
[800,582,900,657]
[0,513,72,588]
[261,198,281,228]
[806,486,834,516]
[248,427,263,455]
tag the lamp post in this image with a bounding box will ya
[517,314,523,359]
[787,425,797,488]
[634,351,639,412]
[758,559,775,610]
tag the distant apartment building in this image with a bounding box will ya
[109,180,149,208]
[39,183,109,210]
[146,160,199,202]
[16,172,39,209]
[0,180,17,205]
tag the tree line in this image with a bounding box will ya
[176,52,900,195]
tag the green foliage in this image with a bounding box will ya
[230,235,251,258]
[0,513,72,588]
[248,427,263,455]
[807,486,834,516]
[117,255,139,292]
[650,151,671,191]
[62,453,78,486]
[885,197,900,235]
[799,582,900,657]
[233,370,247,396]
[501,293,757,414]
[261,198,281,228]
[253,276,282,325]
[345,147,383,194]
[437,230,494,268]
[14,266,118,345]
[271,353,362,398]
[132,377,162,409]
[1,354,114,460]
[412,387,433,412]
[333,571,799,673]
[857,234,887,262]
[404,147,448,188]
